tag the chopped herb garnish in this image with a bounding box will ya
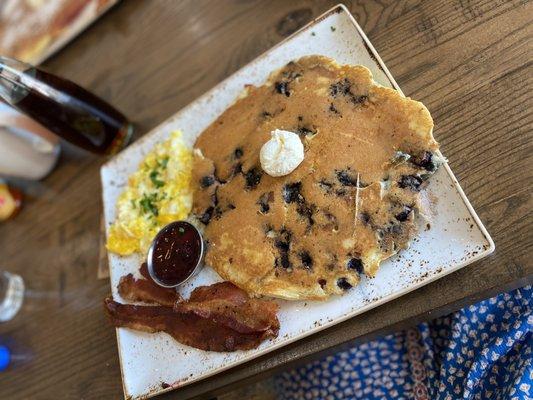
[131,199,136,209]
[139,193,159,216]
[330,26,336,32]
[149,170,165,188]
[158,157,169,169]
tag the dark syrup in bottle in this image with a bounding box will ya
[0,56,133,155]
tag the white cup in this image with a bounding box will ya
[0,103,60,180]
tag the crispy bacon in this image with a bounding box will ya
[176,282,279,334]
[117,273,182,307]
[105,282,280,352]
[138,262,152,280]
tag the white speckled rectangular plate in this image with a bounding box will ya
[101,5,494,399]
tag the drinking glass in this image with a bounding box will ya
[0,271,24,322]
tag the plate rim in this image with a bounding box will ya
[100,4,495,399]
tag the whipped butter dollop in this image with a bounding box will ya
[260,129,304,177]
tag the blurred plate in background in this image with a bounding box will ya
[0,0,119,65]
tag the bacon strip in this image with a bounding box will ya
[117,274,181,307]
[138,262,152,280]
[105,282,280,352]
[176,283,279,334]
[188,281,250,304]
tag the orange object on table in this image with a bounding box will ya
[0,181,23,221]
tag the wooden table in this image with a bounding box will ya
[0,1,531,399]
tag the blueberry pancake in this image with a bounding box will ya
[192,55,443,300]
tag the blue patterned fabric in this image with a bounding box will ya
[276,285,532,400]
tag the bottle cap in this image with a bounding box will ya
[0,345,11,371]
[0,180,23,221]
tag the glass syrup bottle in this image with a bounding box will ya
[0,56,133,155]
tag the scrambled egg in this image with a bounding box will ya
[107,131,193,255]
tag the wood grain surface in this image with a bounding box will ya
[0,1,531,399]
